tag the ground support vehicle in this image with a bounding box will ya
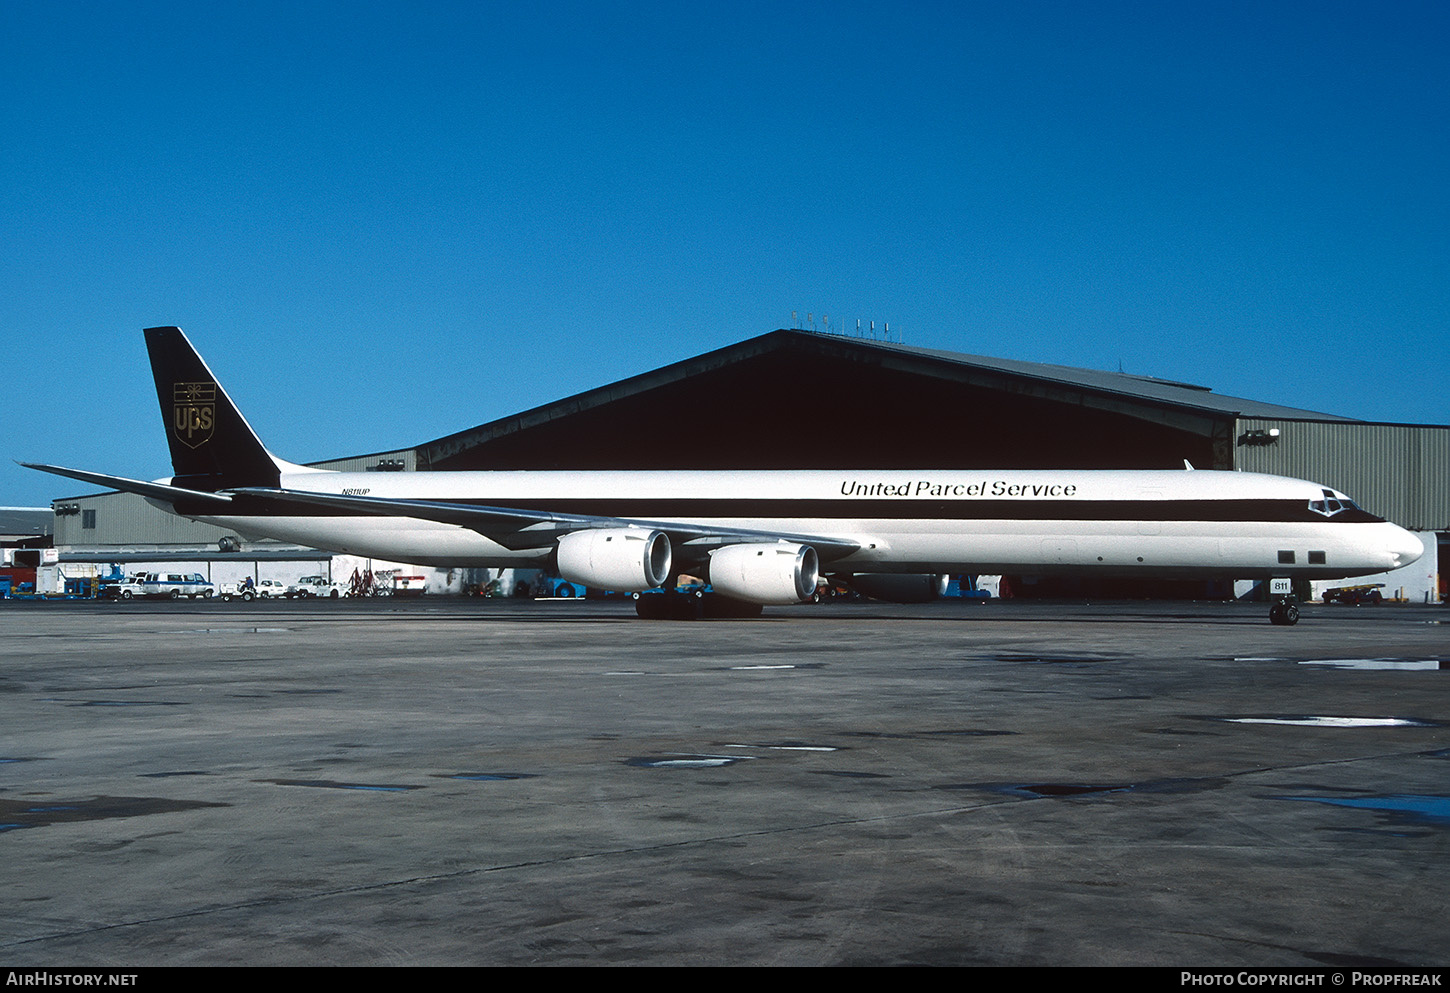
[103,575,148,599]
[1322,583,1386,605]
[286,576,350,598]
[217,582,257,601]
[116,573,216,599]
[535,576,584,598]
[945,575,992,601]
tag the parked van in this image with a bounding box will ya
[137,572,214,599]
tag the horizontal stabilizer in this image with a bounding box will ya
[19,462,234,506]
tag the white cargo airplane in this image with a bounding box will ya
[24,327,1422,624]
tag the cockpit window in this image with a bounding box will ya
[1309,488,1360,517]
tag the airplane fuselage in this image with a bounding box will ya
[170,466,1421,580]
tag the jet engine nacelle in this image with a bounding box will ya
[848,573,949,603]
[556,528,671,591]
[708,542,819,605]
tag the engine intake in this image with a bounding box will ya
[709,542,819,605]
[556,528,671,591]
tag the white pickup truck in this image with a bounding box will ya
[285,576,350,599]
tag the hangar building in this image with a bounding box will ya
[47,328,1448,600]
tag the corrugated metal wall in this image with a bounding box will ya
[53,492,243,547]
[310,448,417,472]
[1233,418,1450,530]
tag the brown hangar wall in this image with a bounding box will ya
[417,331,1225,473]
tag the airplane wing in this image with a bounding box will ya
[21,461,862,563]
[230,486,863,561]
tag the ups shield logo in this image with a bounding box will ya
[172,382,216,448]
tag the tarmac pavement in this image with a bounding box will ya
[1,596,1447,966]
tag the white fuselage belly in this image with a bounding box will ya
[187,468,1417,579]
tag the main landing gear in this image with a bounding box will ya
[633,590,764,620]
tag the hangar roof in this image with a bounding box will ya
[0,507,53,540]
[878,338,1356,422]
[414,329,1355,472]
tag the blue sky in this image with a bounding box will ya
[4,1,1447,506]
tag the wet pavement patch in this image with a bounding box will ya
[176,627,290,634]
[932,781,1133,798]
[722,741,841,752]
[725,663,826,670]
[921,729,1015,737]
[626,754,749,769]
[261,778,420,791]
[49,700,186,707]
[0,795,227,832]
[934,777,1229,799]
[440,772,538,781]
[1232,656,1449,670]
[1297,658,1449,671]
[841,729,1013,739]
[1276,794,1450,828]
[1005,783,1133,798]
[1221,715,1438,727]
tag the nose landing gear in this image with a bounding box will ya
[1269,598,1300,625]
[1267,577,1299,625]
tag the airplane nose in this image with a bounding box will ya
[1390,528,1425,570]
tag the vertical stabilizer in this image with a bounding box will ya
[144,326,281,490]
